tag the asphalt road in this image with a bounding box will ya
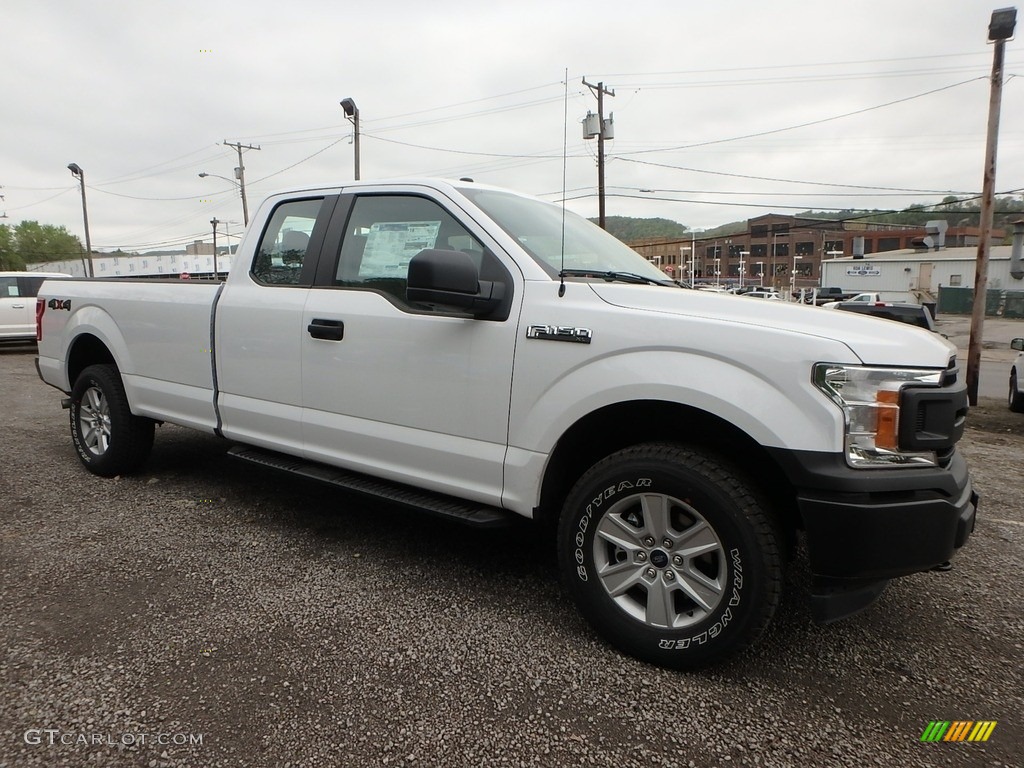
[1,344,1021,768]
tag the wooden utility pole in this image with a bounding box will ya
[967,7,1016,405]
[223,141,260,226]
[583,78,614,229]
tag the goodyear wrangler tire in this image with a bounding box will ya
[558,443,782,669]
[70,364,155,477]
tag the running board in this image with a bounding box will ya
[227,445,516,529]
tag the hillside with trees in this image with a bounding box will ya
[590,216,689,241]
[794,195,1024,229]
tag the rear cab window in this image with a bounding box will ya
[251,198,333,286]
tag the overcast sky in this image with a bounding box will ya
[2,0,1022,254]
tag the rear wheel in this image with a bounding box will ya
[70,364,154,476]
[558,443,782,669]
[1010,370,1024,413]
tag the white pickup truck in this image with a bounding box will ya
[35,179,976,669]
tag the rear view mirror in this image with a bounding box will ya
[1012,338,1024,351]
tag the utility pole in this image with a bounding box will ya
[582,78,614,229]
[967,7,1016,405]
[223,141,260,226]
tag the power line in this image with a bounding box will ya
[616,158,978,195]
[593,50,998,79]
[563,187,1024,221]
[617,77,986,156]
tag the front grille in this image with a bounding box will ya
[899,359,968,454]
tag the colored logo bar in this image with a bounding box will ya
[920,721,997,742]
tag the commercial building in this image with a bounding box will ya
[630,215,1003,291]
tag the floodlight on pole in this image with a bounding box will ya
[67,163,94,277]
[340,98,361,180]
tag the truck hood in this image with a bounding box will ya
[588,284,956,367]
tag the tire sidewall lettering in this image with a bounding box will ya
[657,547,742,651]
[574,478,652,583]
[69,387,97,464]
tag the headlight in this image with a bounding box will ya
[813,364,943,468]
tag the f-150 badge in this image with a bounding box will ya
[526,325,592,344]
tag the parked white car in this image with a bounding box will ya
[0,272,71,341]
[1010,338,1024,412]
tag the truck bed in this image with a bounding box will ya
[37,278,223,432]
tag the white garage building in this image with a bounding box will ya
[820,244,1024,305]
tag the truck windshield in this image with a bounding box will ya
[459,187,673,285]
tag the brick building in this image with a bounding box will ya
[629,216,1001,290]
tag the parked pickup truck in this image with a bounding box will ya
[794,286,858,305]
[35,179,977,669]
[822,292,918,309]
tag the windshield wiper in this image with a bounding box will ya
[559,268,676,287]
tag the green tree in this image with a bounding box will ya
[9,221,84,264]
[0,224,25,270]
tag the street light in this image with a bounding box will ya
[340,97,361,180]
[790,254,803,298]
[199,171,250,226]
[67,163,94,277]
[756,261,764,284]
[682,229,702,284]
[771,230,789,291]
[738,250,750,289]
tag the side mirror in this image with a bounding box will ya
[407,249,504,317]
[1011,338,1024,352]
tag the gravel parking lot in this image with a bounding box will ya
[1,343,1021,768]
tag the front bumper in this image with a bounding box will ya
[768,446,977,621]
[799,451,976,579]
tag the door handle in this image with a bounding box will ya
[307,318,345,341]
[12,303,25,309]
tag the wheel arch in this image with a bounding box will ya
[67,333,118,388]
[535,400,799,540]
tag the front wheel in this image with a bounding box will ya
[70,364,155,476]
[557,443,782,669]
